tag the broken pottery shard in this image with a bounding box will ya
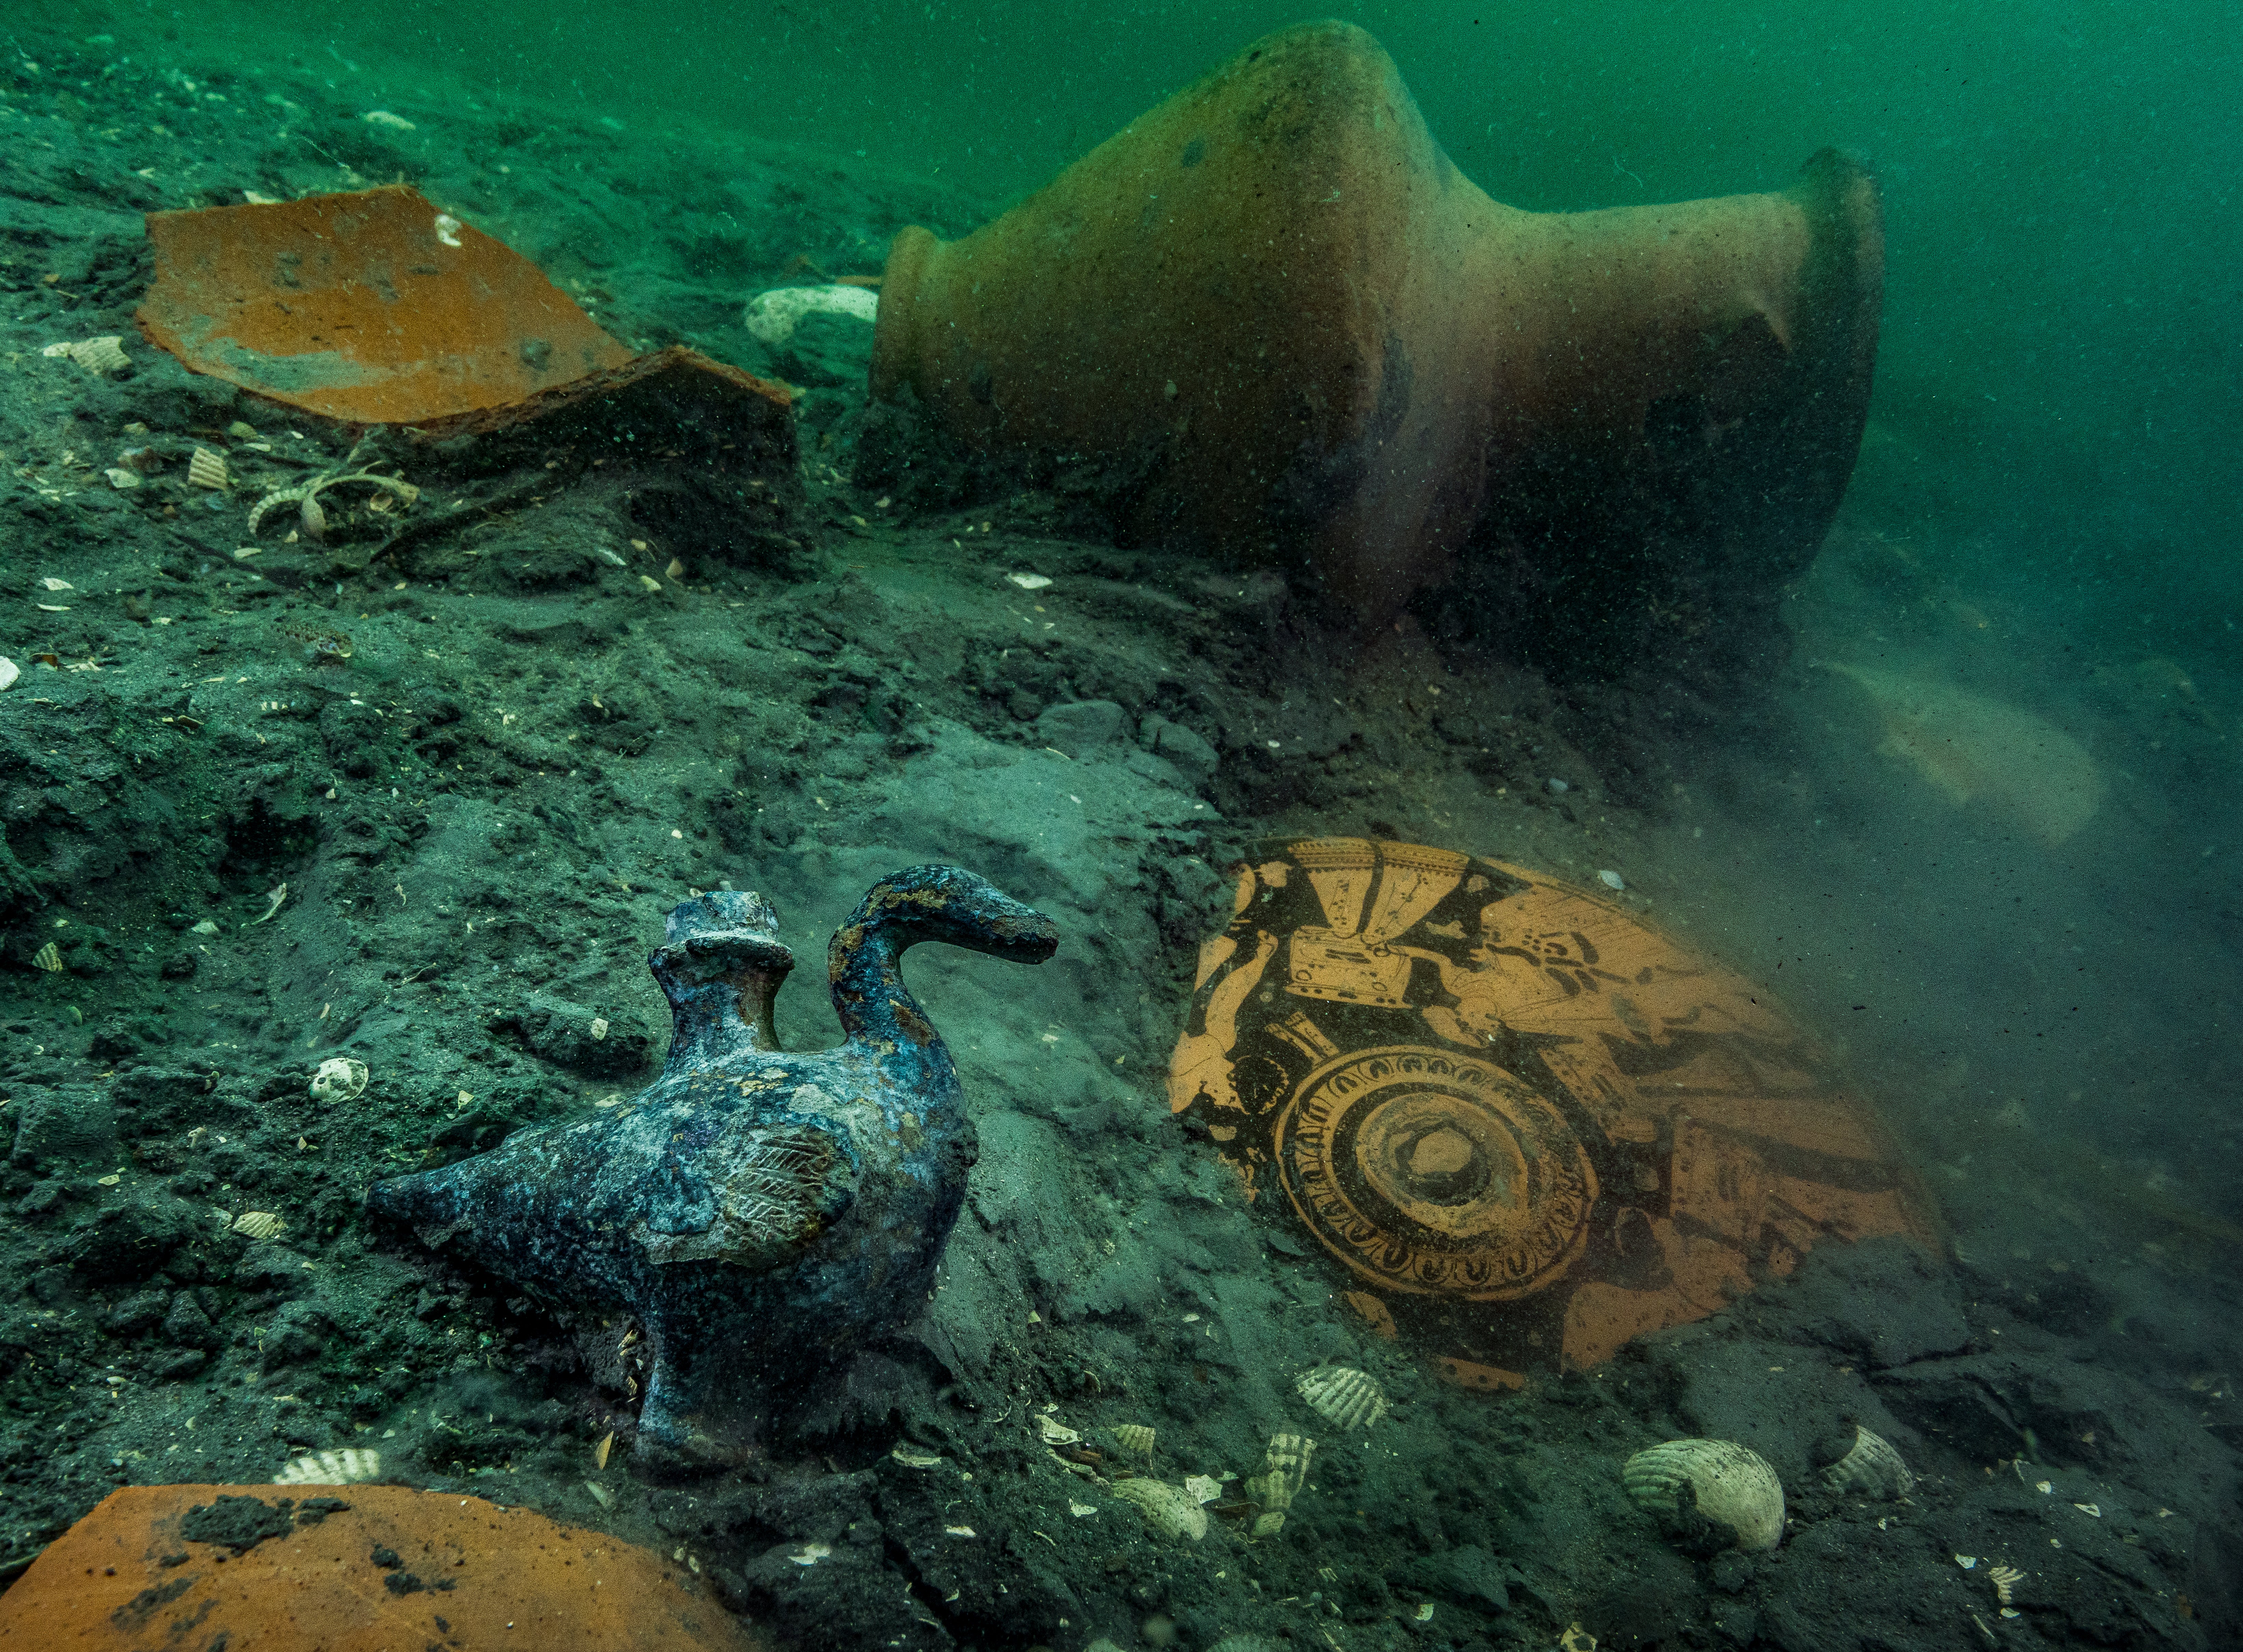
[0,1484,758,1649]
[365,870,1057,1469]
[135,185,794,473]
[1821,661,2106,845]
[1168,836,1938,1382]
[872,21,1880,675]
[137,185,630,424]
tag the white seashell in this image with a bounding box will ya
[589,1016,610,1041]
[1109,1478,1208,1541]
[308,1057,369,1104]
[1598,869,1626,891]
[1033,1413,1080,1446]
[1246,1433,1316,1537]
[273,1447,381,1486]
[742,284,879,346]
[0,659,17,693]
[890,1444,943,1469]
[187,448,228,490]
[38,578,72,591]
[1822,1425,1913,1501]
[433,213,463,248]
[1296,1365,1387,1429]
[232,1211,287,1241]
[362,110,416,130]
[1111,1423,1156,1458]
[1624,1439,1786,1552]
[105,468,141,490]
[1006,573,1053,590]
[71,336,130,375]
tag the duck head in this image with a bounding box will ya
[828,865,1059,1050]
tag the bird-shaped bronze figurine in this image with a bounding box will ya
[366,865,1058,1467]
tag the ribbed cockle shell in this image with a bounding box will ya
[1623,1439,1786,1552]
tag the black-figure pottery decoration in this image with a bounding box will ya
[366,866,1058,1466]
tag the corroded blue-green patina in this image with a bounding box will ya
[366,866,1057,1465]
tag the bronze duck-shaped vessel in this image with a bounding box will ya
[365,865,1058,1465]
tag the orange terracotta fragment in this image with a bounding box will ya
[1434,1359,1529,1395]
[138,185,633,425]
[1169,837,1938,1383]
[0,1484,763,1651]
[873,23,1880,636]
[135,185,793,466]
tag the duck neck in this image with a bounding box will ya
[828,924,947,1059]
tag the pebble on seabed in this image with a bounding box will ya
[1598,870,1626,891]
[1546,776,1569,793]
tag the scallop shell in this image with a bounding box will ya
[1623,1439,1786,1552]
[308,1057,369,1104]
[1111,1424,1156,1458]
[1822,1425,1913,1501]
[71,336,130,375]
[231,1211,287,1241]
[31,942,62,973]
[273,1447,381,1486]
[187,448,229,489]
[1245,1432,1316,1536]
[1109,1478,1208,1541]
[1296,1365,1387,1429]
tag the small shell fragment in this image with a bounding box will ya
[273,1447,381,1486]
[362,110,416,130]
[1006,573,1052,591]
[1623,1439,1786,1552]
[31,942,63,973]
[742,284,879,345]
[584,1480,614,1509]
[1597,869,1626,891]
[589,1016,610,1041]
[1296,1365,1387,1430]
[0,659,18,693]
[308,1056,369,1104]
[1034,1413,1081,1446]
[70,336,131,375]
[1245,1432,1315,1537]
[232,1211,287,1241]
[1822,1424,1913,1501]
[187,448,229,489]
[889,1443,943,1469]
[1183,1475,1223,1505]
[37,578,72,592]
[1109,1478,1209,1542]
[105,468,141,490]
[594,1429,615,1470]
[433,213,463,248]
[1111,1423,1156,1458]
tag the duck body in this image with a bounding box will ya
[365,866,1058,1463]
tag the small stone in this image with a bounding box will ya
[1598,869,1625,891]
[1545,776,1570,794]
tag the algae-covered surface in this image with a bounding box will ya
[0,14,2238,1652]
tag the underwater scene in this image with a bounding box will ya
[0,0,2236,1647]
